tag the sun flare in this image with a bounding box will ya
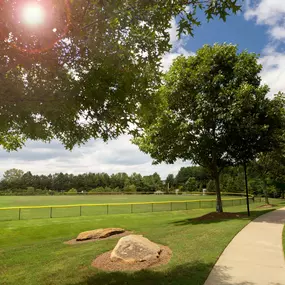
[22,3,45,26]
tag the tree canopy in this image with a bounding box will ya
[0,169,163,193]
[0,0,242,150]
[3,168,24,183]
[1,164,285,198]
[134,44,285,212]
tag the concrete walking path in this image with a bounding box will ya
[204,207,285,285]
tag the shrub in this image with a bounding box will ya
[68,188,77,193]
[89,187,105,193]
[104,186,112,192]
[267,185,278,198]
[206,180,215,192]
[113,187,121,192]
[26,187,35,195]
[183,177,198,192]
[124,184,137,193]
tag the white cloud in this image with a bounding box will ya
[244,0,285,96]
[271,26,285,41]
[259,48,285,96]
[161,48,193,72]
[0,135,190,179]
[245,0,285,42]
[161,18,194,72]
[245,0,285,26]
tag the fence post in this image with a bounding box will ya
[79,206,82,216]
[50,207,52,218]
[18,208,21,220]
[186,201,188,210]
[107,204,109,214]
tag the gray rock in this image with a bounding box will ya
[110,234,161,263]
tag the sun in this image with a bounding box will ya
[22,3,45,26]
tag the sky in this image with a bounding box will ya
[1,0,285,179]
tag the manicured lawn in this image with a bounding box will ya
[0,195,249,221]
[1,200,284,285]
[0,194,229,208]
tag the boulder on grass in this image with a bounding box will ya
[76,228,125,241]
[110,234,161,263]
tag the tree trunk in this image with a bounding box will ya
[243,163,250,217]
[214,171,223,212]
[263,181,269,204]
[281,189,285,199]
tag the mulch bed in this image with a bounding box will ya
[192,212,247,221]
[91,245,172,272]
[64,231,132,245]
[257,204,276,209]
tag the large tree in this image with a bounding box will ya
[175,166,208,186]
[225,92,285,214]
[134,44,283,212]
[0,0,242,149]
[3,168,24,183]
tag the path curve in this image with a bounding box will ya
[204,207,285,285]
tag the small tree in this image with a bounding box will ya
[124,184,137,193]
[253,147,285,204]
[206,180,216,193]
[68,188,77,194]
[135,44,283,212]
[165,174,175,190]
[183,177,198,192]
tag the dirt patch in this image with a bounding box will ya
[64,231,132,245]
[192,212,247,221]
[91,245,172,272]
[257,204,276,209]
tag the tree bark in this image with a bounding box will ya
[214,171,223,212]
[263,181,269,204]
[243,163,250,217]
[281,189,285,199]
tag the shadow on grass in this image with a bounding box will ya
[171,209,277,226]
[69,262,256,285]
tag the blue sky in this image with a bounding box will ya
[1,0,285,178]
[186,12,268,54]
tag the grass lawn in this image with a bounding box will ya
[1,199,284,285]
[0,195,249,221]
[0,194,232,208]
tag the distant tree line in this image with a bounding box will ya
[0,169,163,195]
[166,164,285,199]
[1,163,284,198]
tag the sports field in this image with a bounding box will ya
[0,194,228,207]
[0,194,249,221]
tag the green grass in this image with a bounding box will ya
[0,194,229,208]
[1,200,284,285]
[0,195,249,221]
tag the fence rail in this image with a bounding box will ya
[0,196,262,222]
